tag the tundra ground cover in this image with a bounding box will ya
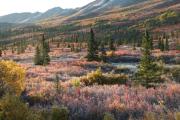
[0,44,180,120]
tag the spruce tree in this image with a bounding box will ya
[136,30,164,88]
[160,39,165,51]
[42,48,50,65]
[34,46,42,65]
[150,36,153,50]
[109,37,115,51]
[165,37,169,51]
[133,39,136,50]
[87,28,98,61]
[158,37,161,49]
[34,34,50,65]
[41,35,50,65]
[0,49,2,57]
[100,42,106,62]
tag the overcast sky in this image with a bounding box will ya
[0,0,94,16]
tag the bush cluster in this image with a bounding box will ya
[79,69,128,86]
[0,60,26,97]
[0,94,69,120]
[171,67,180,83]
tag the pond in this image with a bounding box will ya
[111,62,138,72]
[111,62,180,72]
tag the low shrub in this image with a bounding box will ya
[171,67,180,83]
[106,51,115,57]
[103,112,115,120]
[51,106,69,120]
[79,69,128,86]
[0,94,39,120]
[143,112,156,120]
[71,79,81,88]
[175,112,180,120]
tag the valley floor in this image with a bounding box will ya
[0,44,180,120]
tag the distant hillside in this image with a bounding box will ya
[0,0,148,24]
[0,0,179,37]
[0,7,76,23]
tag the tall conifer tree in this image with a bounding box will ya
[136,30,163,88]
[87,28,98,61]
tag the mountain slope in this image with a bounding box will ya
[0,7,76,23]
[0,0,179,25]
[39,0,179,27]
[0,0,147,23]
[74,0,147,17]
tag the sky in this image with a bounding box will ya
[0,0,94,16]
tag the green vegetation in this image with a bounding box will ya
[176,45,180,50]
[103,112,115,120]
[51,106,69,120]
[99,42,107,62]
[158,11,180,25]
[79,68,127,86]
[87,28,99,61]
[136,31,164,88]
[158,34,170,51]
[0,60,25,96]
[171,67,180,83]
[143,11,180,28]
[34,34,50,65]
[0,94,36,120]
[109,37,115,51]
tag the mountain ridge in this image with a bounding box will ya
[0,0,179,24]
[0,7,77,23]
[0,0,148,23]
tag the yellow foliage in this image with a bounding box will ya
[144,112,157,120]
[106,51,115,57]
[0,60,26,96]
[175,112,180,120]
[0,94,29,120]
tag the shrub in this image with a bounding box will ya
[71,79,81,88]
[0,94,32,120]
[158,11,180,24]
[40,109,51,120]
[79,69,127,86]
[0,60,26,96]
[51,106,69,120]
[106,51,115,57]
[171,67,180,83]
[176,45,180,51]
[143,112,156,120]
[103,112,115,120]
[175,112,180,120]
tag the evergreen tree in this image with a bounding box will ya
[109,37,115,51]
[133,39,136,50]
[57,42,60,48]
[34,46,42,65]
[165,37,169,51]
[41,35,50,65]
[11,46,14,54]
[42,48,50,65]
[34,34,50,65]
[87,28,98,61]
[160,39,165,51]
[158,37,161,49]
[0,49,2,57]
[150,36,153,50]
[136,30,164,88]
[100,42,106,62]
[54,74,62,94]
[17,44,21,54]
